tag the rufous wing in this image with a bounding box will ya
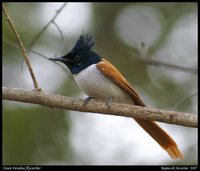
[97,59,146,106]
[97,59,184,160]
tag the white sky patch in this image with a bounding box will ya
[115,5,163,48]
[41,3,92,37]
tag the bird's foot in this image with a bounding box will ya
[84,96,94,106]
[106,96,114,109]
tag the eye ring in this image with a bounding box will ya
[74,55,80,62]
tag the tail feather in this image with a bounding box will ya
[134,118,184,160]
[165,146,184,160]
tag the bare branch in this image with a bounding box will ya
[139,57,197,74]
[2,4,40,90]
[130,44,197,74]
[28,3,67,49]
[52,21,67,49]
[3,87,197,128]
[172,93,197,109]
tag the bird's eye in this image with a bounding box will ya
[74,55,80,62]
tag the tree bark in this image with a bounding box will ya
[2,87,197,128]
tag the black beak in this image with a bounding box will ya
[49,57,69,63]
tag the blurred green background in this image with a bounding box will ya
[3,2,197,165]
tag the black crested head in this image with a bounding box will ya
[71,33,96,55]
[49,33,102,74]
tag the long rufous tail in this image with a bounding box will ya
[97,59,184,159]
[134,118,184,160]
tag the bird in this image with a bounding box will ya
[49,33,184,160]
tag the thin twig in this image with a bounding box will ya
[29,49,50,59]
[139,57,197,74]
[52,21,67,49]
[28,3,67,49]
[172,93,197,109]
[2,87,197,128]
[2,4,40,90]
[29,48,75,82]
[29,49,68,73]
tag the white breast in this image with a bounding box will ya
[74,64,133,104]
